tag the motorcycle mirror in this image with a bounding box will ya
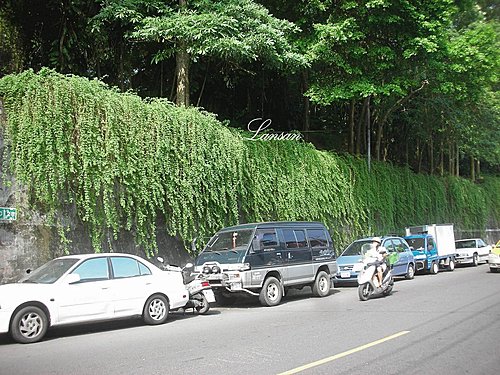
[157,256,164,263]
[185,262,193,269]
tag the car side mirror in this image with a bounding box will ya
[65,273,81,284]
[252,239,262,253]
[409,246,414,251]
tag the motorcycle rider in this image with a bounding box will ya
[365,237,387,288]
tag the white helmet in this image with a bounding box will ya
[371,237,382,245]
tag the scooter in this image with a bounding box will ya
[157,258,216,314]
[354,257,394,301]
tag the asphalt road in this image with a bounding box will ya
[1,263,499,375]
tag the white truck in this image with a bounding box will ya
[404,224,457,274]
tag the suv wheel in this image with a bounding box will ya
[312,271,330,297]
[259,277,283,306]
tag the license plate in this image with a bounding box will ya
[203,289,216,303]
[340,271,351,278]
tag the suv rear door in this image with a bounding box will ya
[280,228,313,284]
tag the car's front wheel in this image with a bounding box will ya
[259,277,283,306]
[472,253,479,266]
[143,294,169,325]
[10,306,48,344]
[405,264,415,280]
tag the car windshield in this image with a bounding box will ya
[341,240,373,256]
[455,240,476,249]
[195,229,253,265]
[406,238,425,250]
[19,258,79,284]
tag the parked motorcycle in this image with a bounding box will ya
[157,258,215,314]
[354,255,394,301]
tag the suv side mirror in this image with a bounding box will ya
[252,239,262,253]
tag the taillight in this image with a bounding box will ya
[201,281,210,287]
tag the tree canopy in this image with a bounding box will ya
[0,0,498,176]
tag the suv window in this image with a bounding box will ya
[307,229,328,247]
[256,229,279,250]
[111,257,151,278]
[72,258,109,282]
[478,239,486,247]
[283,229,307,248]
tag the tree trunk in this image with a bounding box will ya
[175,43,190,107]
[375,121,382,161]
[470,156,475,181]
[356,99,368,155]
[456,144,460,177]
[439,140,444,176]
[349,99,355,154]
[301,71,310,142]
[429,136,434,175]
[366,96,371,172]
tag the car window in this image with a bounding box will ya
[111,257,151,278]
[282,229,307,248]
[455,240,476,249]
[392,238,408,253]
[256,229,279,250]
[307,229,328,247]
[72,258,109,282]
[478,239,486,247]
[383,239,396,252]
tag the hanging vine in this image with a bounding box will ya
[0,69,498,256]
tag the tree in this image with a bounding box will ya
[131,0,306,106]
[306,0,455,159]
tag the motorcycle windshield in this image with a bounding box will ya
[196,229,253,265]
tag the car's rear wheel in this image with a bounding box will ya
[490,267,499,273]
[405,264,415,280]
[259,277,283,306]
[10,306,48,344]
[143,294,169,325]
[312,271,330,297]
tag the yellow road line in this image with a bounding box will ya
[277,330,410,375]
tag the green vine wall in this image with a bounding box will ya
[0,69,498,256]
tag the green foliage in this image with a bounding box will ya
[0,70,498,255]
[132,0,307,70]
